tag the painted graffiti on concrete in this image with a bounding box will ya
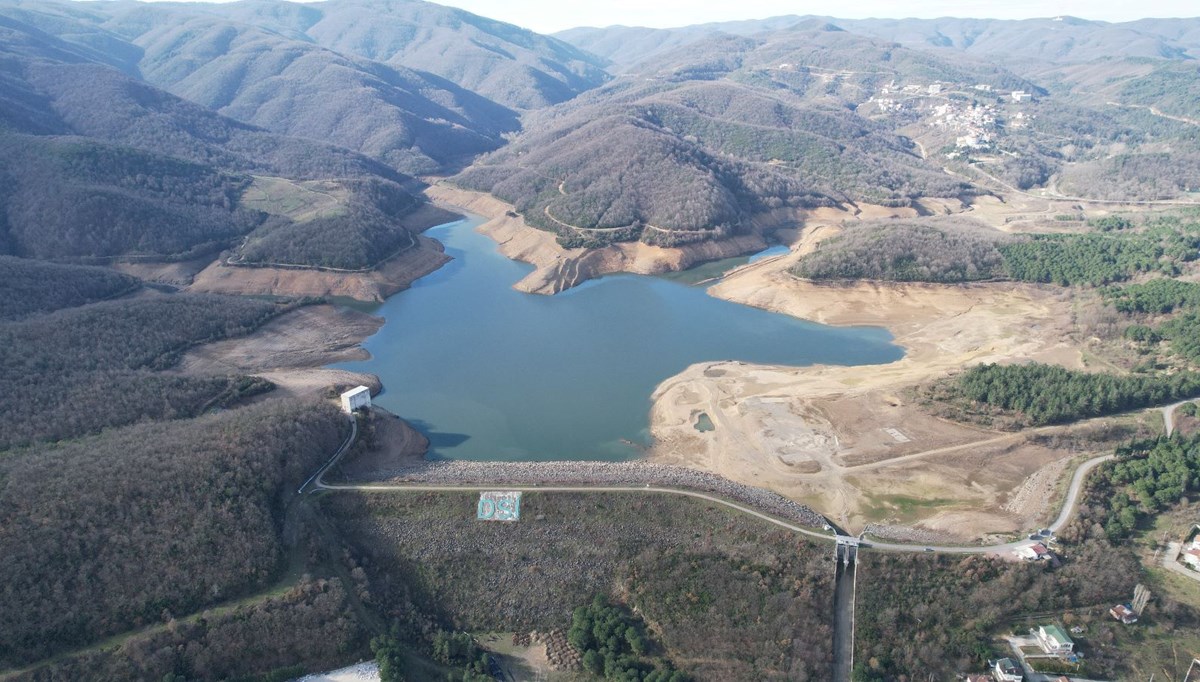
[477,491,522,521]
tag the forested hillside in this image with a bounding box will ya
[558,16,1200,70]
[0,400,349,667]
[0,10,461,273]
[0,135,264,260]
[0,294,296,449]
[189,0,609,110]
[455,27,1010,249]
[324,491,837,681]
[17,578,365,682]
[237,178,422,270]
[559,16,1200,204]
[0,0,608,113]
[793,213,1200,286]
[0,257,139,320]
[1120,61,1200,119]
[792,218,1008,283]
[100,7,519,174]
[0,6,401,178]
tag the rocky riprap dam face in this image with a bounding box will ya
[335,215,903,461]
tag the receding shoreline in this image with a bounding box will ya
[425,182,775,294]
[207,185,1090,543]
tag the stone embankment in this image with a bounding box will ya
[373,459,829,529]
[863,523,962,545]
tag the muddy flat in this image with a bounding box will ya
[179,304,383,399]
[647,208,1098,540]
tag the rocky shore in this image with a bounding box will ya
[366,459,830,529]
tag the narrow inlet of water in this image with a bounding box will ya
[334,215,902,461]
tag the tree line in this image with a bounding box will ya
[569,595,690,682]
[792,214,1199,286]
[792,218,1007,283]
[1104,278,1200,314]
[932,362,1200,427]
[0,134,264,261]
[1095,434,1200,540]
[998,232,1182,286]
[0,294,302,449]
[237,179,421,270]
[1102,275,1200,366]
[0,256,141,321]
[0,400,350,667]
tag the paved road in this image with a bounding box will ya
[866,453,1115,554]
[1162,542,1200,583]
[321,479,840,541]
[1164,399,1195,437]
[1046,454,1115,532]
[297,416,358,494]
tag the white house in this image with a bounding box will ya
[1011,90,1032,102]
[1036,624,1075,655]
[1183,547,1200,570]
[340,386,372,414]
[992,657,1022,682]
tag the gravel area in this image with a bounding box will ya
[863,523,964,545]
[290,662,379,682]
[364,459,829,529]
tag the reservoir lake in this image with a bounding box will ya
[334,215,903,461]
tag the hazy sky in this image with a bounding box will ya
[137,1,1200,33]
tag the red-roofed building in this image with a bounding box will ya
[1183,547,1200,570]
[1016,542,1050,561]
[1110,604,1138,624]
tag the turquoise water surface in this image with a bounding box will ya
[335,216,902,460]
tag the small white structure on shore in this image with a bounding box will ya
[340,386,372,414]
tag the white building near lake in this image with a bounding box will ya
[340,386,372,414]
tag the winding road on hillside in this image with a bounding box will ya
[1107,101,1200,127]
